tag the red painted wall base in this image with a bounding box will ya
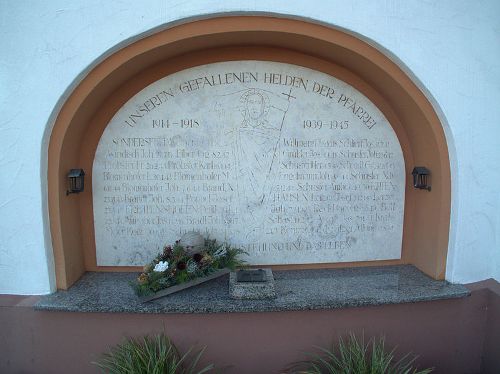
[1,281,499,374]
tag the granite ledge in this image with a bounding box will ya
[35,265,470,314]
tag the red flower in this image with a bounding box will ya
[193,253,203,263]
[177,261,187,270]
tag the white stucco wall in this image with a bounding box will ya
[0,0,498,294]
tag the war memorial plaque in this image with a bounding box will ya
[93,61,405,266]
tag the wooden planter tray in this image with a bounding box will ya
[139,268,231,303]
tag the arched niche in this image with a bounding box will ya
[47,16,451,289]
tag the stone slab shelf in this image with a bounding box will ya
[35,265,469,314]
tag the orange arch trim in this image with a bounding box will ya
[47,16,450,289]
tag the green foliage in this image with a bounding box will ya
[93,333,214,374]
[175,270,189,284]
[131,236,246,296]
[285,333,433,374]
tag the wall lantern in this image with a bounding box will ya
[412,167,431,191]
[66,169,85,195]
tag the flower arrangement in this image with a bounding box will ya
[132,235,246,297]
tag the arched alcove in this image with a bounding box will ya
[46,15,451,289]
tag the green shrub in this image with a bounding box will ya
[285,333,433,374]
[93,333,214,374]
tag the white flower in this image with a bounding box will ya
[213,247,227,259]
[153,261,169,272]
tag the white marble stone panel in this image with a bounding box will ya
[93,61,405,266]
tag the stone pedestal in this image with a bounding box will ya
[229,269,276,299]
